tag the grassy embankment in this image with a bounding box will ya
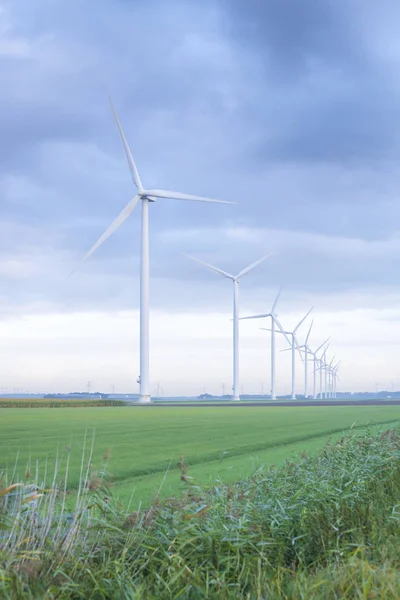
[2,427,400,597]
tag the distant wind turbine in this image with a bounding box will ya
[185,254,270,401]
[297,320,314,398]
[240,288,290,400]
[264,308,313,399]
[311,338,330,399]
[72,100,233,403]
[327,356,336,399]
[323,354,335,398]
[320,343,330,399]
[331,361,340,398]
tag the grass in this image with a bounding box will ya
[1,405,400,506]
[2,427,400,598]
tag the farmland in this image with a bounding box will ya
[1,404,400,506]
[2,406,400,597]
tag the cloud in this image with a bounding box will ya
[1,0,400,392]
[217,0,400,164]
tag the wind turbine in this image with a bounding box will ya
[240,288,290,400]
[331,361,340,398]
[319,342,330,399]
[323,354,335,399]
[185,254,270,401]
[72,100,233,403]
[327,356,336,398]
[311,338,330,399]
[297,320,314,399]
[264,308,313,399]
[328,356,335,398]
[319,343,330,399]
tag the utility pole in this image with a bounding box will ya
[221,383,225,396]
[87,381,91,395]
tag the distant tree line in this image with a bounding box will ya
[44,393,110,399]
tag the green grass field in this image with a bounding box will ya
[1,405,400,507]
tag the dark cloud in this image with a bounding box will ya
[221,0,361,74]
[257,96,400,163]
[1,0,400,318]
[220,0,400,163]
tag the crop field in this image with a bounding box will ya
[1,404,400,507]
[0,397,126,408]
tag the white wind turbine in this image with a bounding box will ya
[311,338,330,399]
[323,351,334,399]
[327,356,336,398]
[264,308,313,399]
[240,288,290,400]
[72,100,233,403]
[298,320,314,398]
[331,361,340,398]
[185,254,270,401]
[317,341,330,399]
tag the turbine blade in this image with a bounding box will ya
[183,254,233,279]
[293,333,305,363]
[271,285,283,315]
[236,254,271,279]
[273,316,292,347]
[260,328,291,334]
[70,195,140,274]
[239,313,270,321]
[293,307,314,333]
[146,189,234,204]
[305,319,314,344]
[109,98,143,192]
[315,337,331,354]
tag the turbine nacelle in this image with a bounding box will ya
[141,192,156,202]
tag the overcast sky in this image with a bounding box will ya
[1,0,400,396]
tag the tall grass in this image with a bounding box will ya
[2,428,400,598]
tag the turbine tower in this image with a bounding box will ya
[185,254,270,401]
[72,100,232,403]
[240,288,289,400]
